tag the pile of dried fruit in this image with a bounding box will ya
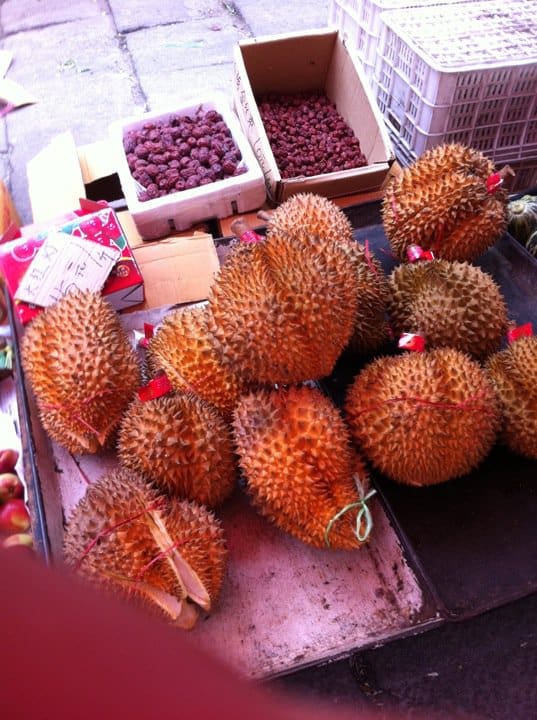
[257,90,367,178]
[123,108,247,201]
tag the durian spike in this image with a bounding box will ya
[233,384,375,549]
[382,143,508,262]
[262,193,390,355]
[148,304,249,419]
[486,334,537,459]
[387,258,509,361]
[64,469,227,626]
[21,290,141,454]
[344,347,500,486]
[210,220,359,384]
[117,392,237,507]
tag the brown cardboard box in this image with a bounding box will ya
[131,233,220,310]
[25,133,221,312]
[233,28,394,203]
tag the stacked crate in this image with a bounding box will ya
[327,0,470,82]
[374,0,537,189]
[329,0,537,191]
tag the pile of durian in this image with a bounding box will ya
[20,143,537,627]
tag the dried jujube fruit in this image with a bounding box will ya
[123,108,246,200]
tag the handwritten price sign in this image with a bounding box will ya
[15,231,121,308]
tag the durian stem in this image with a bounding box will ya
[230,217,263,244]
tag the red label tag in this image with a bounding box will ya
[137,373,172,402]
[240,230,263,244]
[507,322,533,343]
[398,333,426,352]
[138,323,154,348]
[486,172,503,193]
[407,244,435,262]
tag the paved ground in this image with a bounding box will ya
[1,2,536,719]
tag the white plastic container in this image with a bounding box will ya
[110,96,266,240]
[327,0,470,80]
[373,0,537,167]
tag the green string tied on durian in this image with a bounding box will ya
[324,474,376,548]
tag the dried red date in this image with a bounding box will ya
[256,90,367,179]
[123,107,247,200]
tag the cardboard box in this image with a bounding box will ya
[0,205,144,324]
[232,28,394,203]
[108,96,267,241]
[131,233,220,310]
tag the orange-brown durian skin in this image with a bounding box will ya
[148,304,250,419]
[233,384,373,549]
[388,259,508,361]
[266,193,391,355]
[382,143,508,262]
[63,469,227,621]
[345,348,500,486]
[209,231,359,384]
[486,336,537,459]
[117,393,237,506]
[21,290,140,454]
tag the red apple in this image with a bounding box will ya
[0,449,19,474]
[0,499,30,533]
[2,532,33,549]
[0,472,24,502]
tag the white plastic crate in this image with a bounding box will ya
[109,96,266,240]
[374,0,537,163]
[327,0,470,80]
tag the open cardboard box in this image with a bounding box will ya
[232,28,394,203]
[24,132,220,309]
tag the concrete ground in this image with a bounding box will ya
[1,1,536,719]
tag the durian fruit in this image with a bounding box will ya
[209,229,359,384]
[233,384,375,549]
[388,259,508,360]
[117,392,237,506]
[64,468,227,628]
[264,192,355,245]
[486,335,537,459]
[21,290,140,454]
[264,193,391,355]
[344,348,500,486]
[382,143,508,262]
[148,304,249,418]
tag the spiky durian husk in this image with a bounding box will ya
[233,384,373,549]
[382,144,508,262]
[64,468,227,627]
[148,305,249,419]
[344,348,500,486]
[486,336,537,459]
[388,259,508,360]
[117,393,237,506]
[209,231,359,384]
[266,193,390,355]
[265,192,354,244]
[21,291,140,454]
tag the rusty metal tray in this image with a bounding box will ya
[7,287,439,680]
[320,203,537,620]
